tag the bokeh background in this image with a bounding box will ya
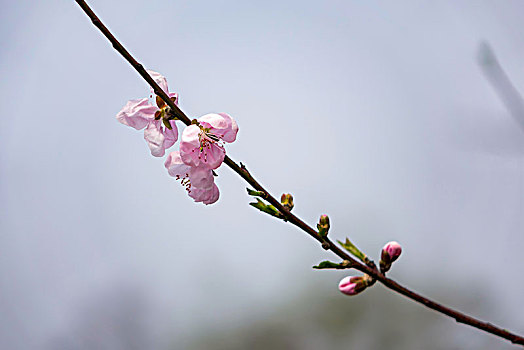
[1,1,524,349]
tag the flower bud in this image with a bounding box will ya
[338,275,370,296]
[380,241,402,273]
[280,193,294,211]
[382,241,402,262]
[317,214,330,237]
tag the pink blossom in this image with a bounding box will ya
[179,113,238,169]
[164,151,219,205]
[382,241,402,262]
[338,276,367,296]
[116,70,179,157]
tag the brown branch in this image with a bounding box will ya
[74,0,524,346]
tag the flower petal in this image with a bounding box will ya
[199,113,229,131]
[163,120,178,150]
[188,187,207,203]
[202,143,225,169]
[164,151,190,178]
[218,113,238,143]
[189,183,219,205]
[144,120,166,157]
[180,124,203,167]
[203,184,220,205]
[147,70,169,94]
[198,113,238,143]
[116,98,157,130]
[189,166,214,190]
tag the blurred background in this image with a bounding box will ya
[1,0,524,349]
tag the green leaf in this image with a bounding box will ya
[246,188,266,198]
[249,198,266,210]
[313,261,345,269]
[249,199,283,219]
[338,238,368,263]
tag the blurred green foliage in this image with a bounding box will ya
[184,281,507,350]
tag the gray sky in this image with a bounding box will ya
[1,1,524,348]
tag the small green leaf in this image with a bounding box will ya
[249,198,266,210]
[313,261,345,269]
[266,205,280,216]
[338,238,368,263]
[249,198,283,219]
[246,188,266,198]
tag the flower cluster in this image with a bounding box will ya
[116,71,238,204]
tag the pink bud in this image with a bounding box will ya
[382,241,402,262]
[338,276,367,296]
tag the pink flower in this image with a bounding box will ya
[164,151,219,205]
[338,275,368,296]
[116,70,179,157]
[179,113,238,169]
[382,241,402,263]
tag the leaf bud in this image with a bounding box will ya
[317,214,330,237]
[280,193,294,211]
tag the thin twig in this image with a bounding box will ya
[478,41,524,133]
[74,0,524,346]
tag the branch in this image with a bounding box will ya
[74,1,524,346]
[478,41,524,133]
